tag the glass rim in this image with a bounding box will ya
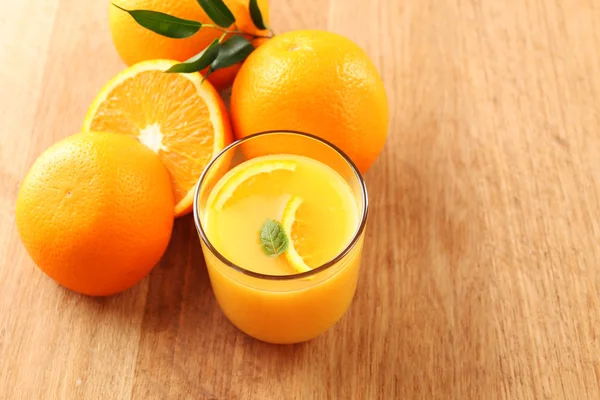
[192,130,369,281]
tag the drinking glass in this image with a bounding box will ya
[193,131,368,344]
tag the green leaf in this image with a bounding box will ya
[249,0,267,30]
[112,4,201,39]
[205,36,254,78]
[166,40,220,73]
[259,220,289,257]
[197,0,236,28]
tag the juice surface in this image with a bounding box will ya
[203,154,359,275]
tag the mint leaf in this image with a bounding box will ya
[259,220,289,257]
[197,0,236,28]
[166,39,220,73]
[112,5,201,38]
[249,0,267,30]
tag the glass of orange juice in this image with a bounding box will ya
[193,131,368,344]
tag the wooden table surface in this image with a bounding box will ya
[1,0,600,399]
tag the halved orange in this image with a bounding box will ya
[82,59,232,217]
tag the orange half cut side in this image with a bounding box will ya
[82,59,232,217]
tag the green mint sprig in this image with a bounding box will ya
[112,0,273,81]
[259,220,289,257]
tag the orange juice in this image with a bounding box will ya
[195,132,367,344]
[203,154,359,275]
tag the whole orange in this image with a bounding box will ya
[16,132,174,296]
[230,30,389,173]
[109,0,270,90]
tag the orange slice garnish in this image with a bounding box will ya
[205,155,297,212]
[280,195,313,273]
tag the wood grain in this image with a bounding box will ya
[1,0,600,398]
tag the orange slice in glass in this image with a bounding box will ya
[205,155,297,212]
[280,196,313,273]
